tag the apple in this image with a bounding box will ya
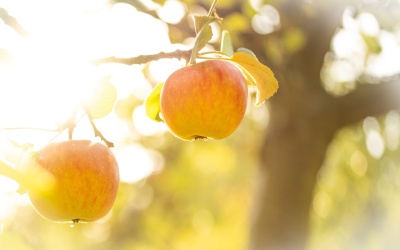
[25,140,119,223]
[160,59,248,140]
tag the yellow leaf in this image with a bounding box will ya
[145,82,164,122]
[228,52,278,106]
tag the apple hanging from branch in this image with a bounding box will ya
[90,1,278,141]
[160,59,248,140]
[21,140,119,223]
[144,7,278,141]
[145,50,279,141]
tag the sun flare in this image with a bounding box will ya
[0,1,171,145]
[0,2,108,139]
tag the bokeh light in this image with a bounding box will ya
[157,0,187,24]
[251,5,280,35]
[113,144,164,183]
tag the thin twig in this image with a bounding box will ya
[85,110,114,148]
[94,49,192,65]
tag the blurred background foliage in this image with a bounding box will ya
[0,0,400,249]
[311,112,400,250]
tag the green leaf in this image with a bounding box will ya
[196,24,213,53]
[193,16,219,53]
[193,15,215,35]
[228,52,278,106]
[145,82,164,122]
[85,77,117,119]
[236,48,258,60]
[190,15,222,64]
[220,30,234,56]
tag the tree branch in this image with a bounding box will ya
[94,49,192,65]
[334,76,400,128]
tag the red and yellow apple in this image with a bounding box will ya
[24,140,119,223]
[160,59,248,140]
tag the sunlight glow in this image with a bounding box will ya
[113,144,164,183]
[350,150,368,177]
[192,209,214,235]
[157,0,187,25]
[0,1,173,144]
[0,2,109,145]
[366,31,400,77]
[335,8,400,80]
[82,216,112,243]
[365,131,385,159]
[384,111,400,151]
[0,174,18,193]
[0,0,177,205]
[0,192,16,220]
[130,184,154,210]
[110,3,171,57]
[132,105,167,137]
[148,58,186,83]
[110,65,152,100]
[0,175,26,222]
[332,29,366,59]
[249,0,263,11]
[251,5,280,35]
[357,12,380,36]
[363,117,385,159]
[322,60,358,96]
[313,191,332,218]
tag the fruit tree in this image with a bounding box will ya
[1,0,400,249]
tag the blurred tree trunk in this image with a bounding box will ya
[248,1,400,249]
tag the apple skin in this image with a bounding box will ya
[27,140,119,223]
[160,59,248,140]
